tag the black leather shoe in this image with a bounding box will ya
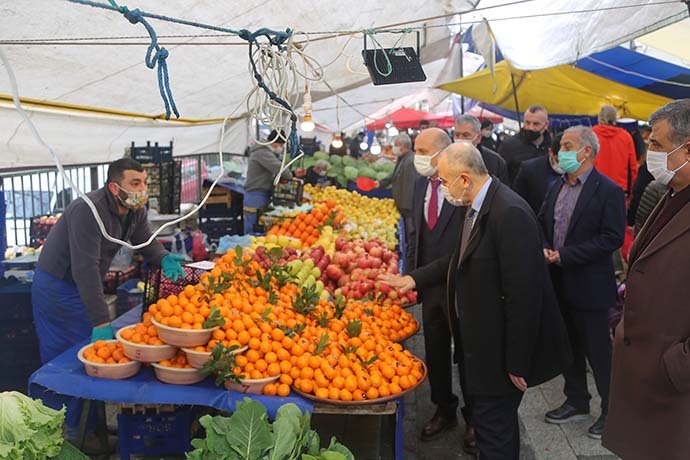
[544,403,589,424]
[587,414,606,440]
[463,425,478,455]
[421,409,458,441]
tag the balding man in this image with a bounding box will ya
[454,114,509,184]
[538,126,626,440]
[592,105,639,195]
[382,142,569,459]
[498,105,551,183]
[405,128,476,450]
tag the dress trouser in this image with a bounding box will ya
[473,392,524,460]
[32,268,94,430]
[561,306,612,413]
[243,190,271,235]
[420,285,459,417]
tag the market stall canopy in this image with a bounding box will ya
[0,0,478,169]
[466,0,687,70]
[439,60,671,122]
[365,108,448,131]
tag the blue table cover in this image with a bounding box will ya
[29,306,313,417]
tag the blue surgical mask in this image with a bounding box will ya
[558,148,584,174]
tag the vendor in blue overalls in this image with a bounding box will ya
[243,130,295,234]
[32,158,186,364]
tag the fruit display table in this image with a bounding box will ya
[28,306,407,459]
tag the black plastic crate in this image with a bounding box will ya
[117,408,195,460]
[130,141,173,164]
[199,218,242,244]
[143,266,206,309]
[0,319,38,344]
[272,178,304,207]
[103,265,138,294]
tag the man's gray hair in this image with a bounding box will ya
[454,114,481,134]
[649,99,690,145]
[394,133,412,149]
[440,142,488,175]
[314,159,329,169]
[565,125,600,156]
[598,105,618,125]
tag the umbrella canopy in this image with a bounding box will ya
[365,108,446,131]
[438,60,672,122]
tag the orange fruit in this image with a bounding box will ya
[277,384,291,397]
[263,383,278,396]
[267,362,281,377]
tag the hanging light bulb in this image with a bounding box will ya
[300,113,315,132]
[359,139,369,151]
[388,126,399,137]
[370,138,381,155]
[300,86,315,132]
[331,133,343,149]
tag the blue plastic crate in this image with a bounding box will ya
[117,409,194,460]
[116,278,143,316]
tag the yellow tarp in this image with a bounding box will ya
[438,61,672,121]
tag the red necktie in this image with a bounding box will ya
[428,179,440,229]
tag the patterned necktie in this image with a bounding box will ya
[459,207,477,261]
[428,179,440,229]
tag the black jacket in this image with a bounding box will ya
[498,132,550,184]
[512,155,561,215]
[479,145,510,185]
[538,168,626,311]
[627,161,654,226]
[378,152,418,217]
[406,176,463,273]
[410,178,570,396]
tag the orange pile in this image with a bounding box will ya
[83,340,131,364]
[149,285,214,330]
[266,201,345,246]
[119,313,166,345]
[159,351,194,369]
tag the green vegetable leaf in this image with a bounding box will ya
[203,304,226,329]
[314,334,329,356]
[226,399,272,460]
[325,437,355,460]
[266,405,302,460]
[345,320,361,338]
[320,452,347,460]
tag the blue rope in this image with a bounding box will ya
[123,8,178,119]
[68,0,301,155]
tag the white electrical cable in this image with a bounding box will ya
[0,46,246,251]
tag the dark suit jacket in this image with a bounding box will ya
[498,133,550,184]
[479,145,509,185]
[406,175,463,275]
[538,168,626,311]
[512,155,561,215]
[410,178,570,396]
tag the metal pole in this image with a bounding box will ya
[510,73,522,129]
[459,17,465,114]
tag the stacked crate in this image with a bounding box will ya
[128,142,181,214]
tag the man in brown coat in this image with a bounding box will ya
[603,99,690,459]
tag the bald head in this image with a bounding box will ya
[437,142,489,206]
[414,128,452,155]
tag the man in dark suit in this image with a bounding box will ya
[404,128,476,450]
[498,105,551,183]
[512,133,564,215]
[454,114,509,184]
[538,126,626,440]
[383,142,569,459]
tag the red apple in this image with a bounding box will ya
[335,237,347,251]
[326,264,343,281]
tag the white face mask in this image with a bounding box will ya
[413,150,441,177]
[392,145,402,156]
[647,144,688,186]
[440,176,469,207]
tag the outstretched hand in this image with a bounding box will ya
[378,273,416,293]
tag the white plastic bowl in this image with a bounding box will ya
[151,363,206,385]
[224,375,279,394]
[182,345,248,369]
[77,341,141,380]
[116,326,178,363]
[151,318,219,348]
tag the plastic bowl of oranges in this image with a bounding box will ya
[117,321,177,363]
[151,352,206,385]
[224,375,280,395]
[150,317,219,348]
[78,340,141,379]
[182,342,248,369]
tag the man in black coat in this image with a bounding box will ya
[538,126,626,440]
[454,114,509,184]
[383,142,570,459]
[404,128,477,450]
[498,105,551,183]
[512,133,564,215]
